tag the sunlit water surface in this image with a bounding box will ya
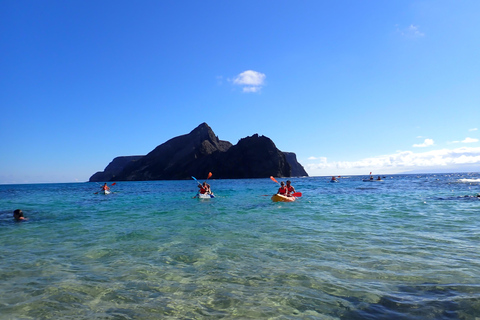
[1,173,479,319]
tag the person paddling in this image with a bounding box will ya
[277,181,288,195]
[286,180,296,196]
[198,182,212,195]
[101,183,110,192]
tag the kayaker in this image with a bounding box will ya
[286,180,296,196]
[277,181,288,195]
[13,209,27,221]
[198,182,211,194]
[331,176,337,182]
[101,183,110,192]
[205,182,212,194]
[377,176,382,180]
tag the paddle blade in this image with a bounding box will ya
[270,176,279,184]
[111,183,116,186]
[292,192,302,197]
[207,172,212,180]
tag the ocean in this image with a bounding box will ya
[1,173,479,319]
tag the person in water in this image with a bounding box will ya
[277,181,288,195]
[101,183,110,192]
[13,209,27,221]
[286,180,296,196]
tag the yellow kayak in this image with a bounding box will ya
[271,194,296,202]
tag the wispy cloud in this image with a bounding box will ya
[308,156,326,162]
[305,147,480,175]
[469,128,478,132]
[413,138,434,148]
[231,70,266,93]
[448,137,479,144]
[397,24,425,38]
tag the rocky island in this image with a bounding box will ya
[89,123,308,182]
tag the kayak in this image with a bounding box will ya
[330,180,338,183]
[101,189,111,195]
[362,179,383,182]
[271,194,296,202]
[195,193,215,199]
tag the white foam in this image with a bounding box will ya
[458,178,480,183]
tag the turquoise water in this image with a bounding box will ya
[1,173,479,319]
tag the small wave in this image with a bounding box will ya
[458,178,480,183]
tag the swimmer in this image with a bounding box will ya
[13,209,27,221]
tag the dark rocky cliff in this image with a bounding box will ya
[283,152,308,177]
[111,123,232,181]
[209,134,291,179]
[89,156,143,182]
[89,123,308,182]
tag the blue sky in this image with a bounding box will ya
[1,0,479,184]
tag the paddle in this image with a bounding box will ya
[270,176,280,185]
[191,176,200,185]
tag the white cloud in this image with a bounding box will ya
[413,138,434,148]
[469,128,478,132]
[231,70,266,93]
[305,147,480,176]
[397,24,425,38]
[448,137,479,144]
[462,137,479,143]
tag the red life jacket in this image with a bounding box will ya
[287,186,295,193]
[278,186,287,194]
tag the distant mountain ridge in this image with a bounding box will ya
[89,123,308,182]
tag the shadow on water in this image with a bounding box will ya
[341,283,477,320]
[433,195,480,201]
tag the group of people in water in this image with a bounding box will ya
[13,175,480,221]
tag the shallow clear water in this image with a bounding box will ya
[1,173,479,319]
